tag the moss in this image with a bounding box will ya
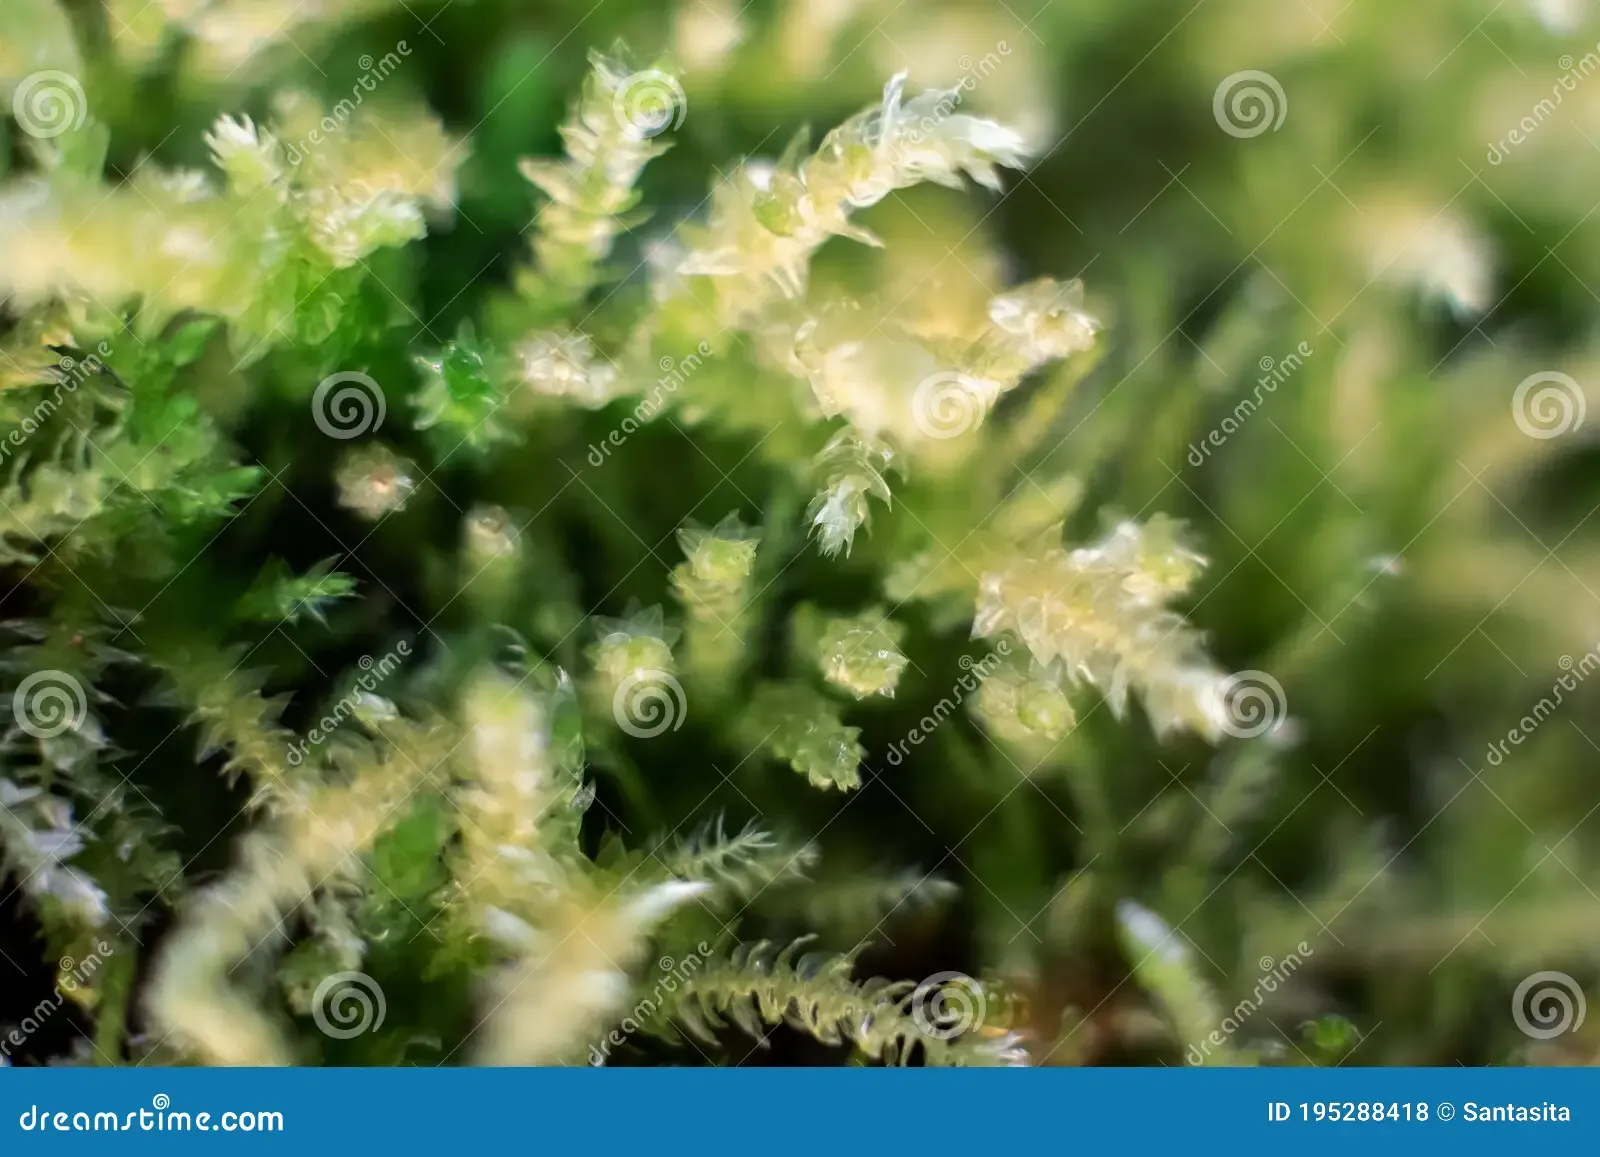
[1,0,1595,1069]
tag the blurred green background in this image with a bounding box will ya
[4,0,1600,1066]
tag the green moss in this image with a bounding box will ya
[0,0,1594,1070]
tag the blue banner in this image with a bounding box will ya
[1,1069,1592,1153]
